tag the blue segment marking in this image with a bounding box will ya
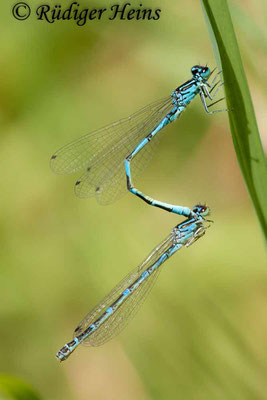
[51,65,228,205]
[55,204,211,361]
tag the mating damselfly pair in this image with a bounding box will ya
[53,65,226,361]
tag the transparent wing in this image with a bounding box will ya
[73,233,174,347]
[94,126,164,205]
[51,96,174,204]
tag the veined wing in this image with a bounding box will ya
[73,232,175,347]
[78,123,165,205]
[93,113,167,205]
[51,96,174,204]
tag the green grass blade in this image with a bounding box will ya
[0,376,41,400]
[201,0,267,239]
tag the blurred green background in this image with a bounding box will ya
[0,0,266,399]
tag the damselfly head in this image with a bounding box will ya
[192,204,210,217]
[191,65,211,79]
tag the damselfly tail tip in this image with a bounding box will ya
[55,351,64,362]
[55,346,69,362]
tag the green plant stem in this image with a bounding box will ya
[202,0,267,240]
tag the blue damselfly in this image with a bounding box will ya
[56,204,211,361]
[51,65,226,217]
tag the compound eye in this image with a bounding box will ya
[193,204,209,215]
[201,67,210,77]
